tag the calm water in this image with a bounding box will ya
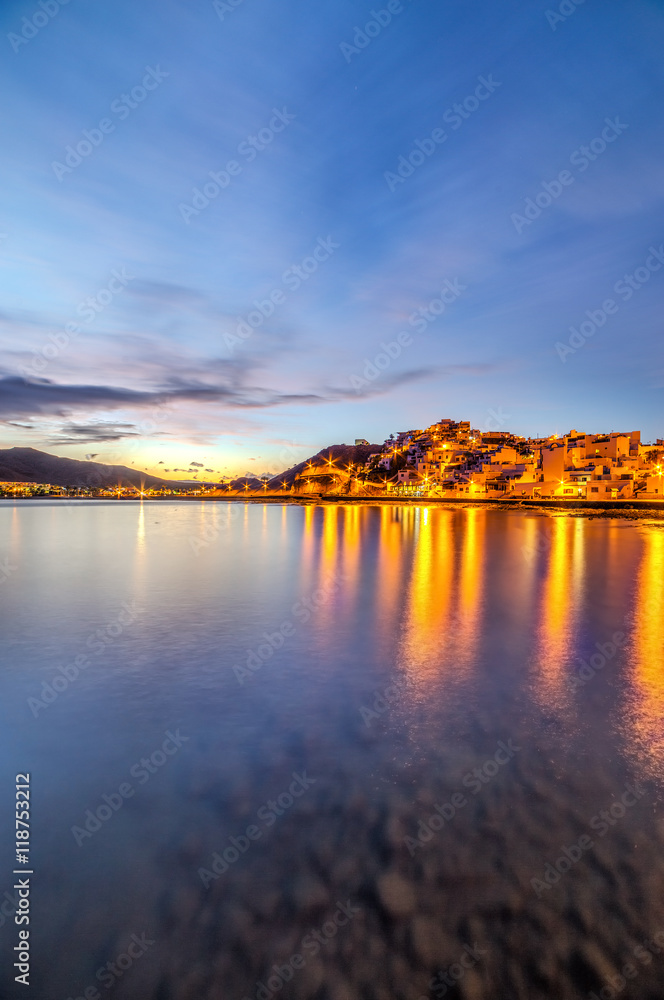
[1,501,663,1000]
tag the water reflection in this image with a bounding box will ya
[532,516,583,712]
[455,507,485,673]
[2,501,664,1000]
[400,508,456,684]
[624,527,664,777]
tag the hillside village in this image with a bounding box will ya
[286,418,664,500]
[356,418,664,500]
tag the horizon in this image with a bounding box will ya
[2,0,663,477]
[2,411,661,486]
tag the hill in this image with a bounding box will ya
[0,442,383,492]
[0,448,174,489]
[263,442,381,490]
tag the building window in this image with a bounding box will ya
[590,487,599,493]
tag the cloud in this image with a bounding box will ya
[323,363,503,400]
[0,374,323,422]
[127,280,213,309]
[0,360,504,448]
[189,461,203,467]
[48,423,142,445]
[85,453,99,460]
[325,367,443,399]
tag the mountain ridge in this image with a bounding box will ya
[0,443,383,490]
[0,447,176,488]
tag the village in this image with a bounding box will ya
[288,418,664,501]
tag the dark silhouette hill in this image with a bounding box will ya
[0,442,383,491]
[0,447,174,488]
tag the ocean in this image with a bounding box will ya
[1,500,663,999]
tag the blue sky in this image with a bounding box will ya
[1,0,663,478]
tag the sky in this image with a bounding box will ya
[1,0,663,480]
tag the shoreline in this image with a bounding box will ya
[7,494,664,516]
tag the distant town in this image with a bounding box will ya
[3,418,664,502]
[0,481,214,499]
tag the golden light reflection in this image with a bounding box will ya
[136,500,146,548]
[299,504,321,594]
[375,506,410,636]
[454,508,485,671]
[130,499,148,599]
[399,508,455,684]
[9,502,21,563]
[339,505,361,606]
[305,505,339,632]
[532,517,582,711]
[623,528,664,777]
[320,505,338,581]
